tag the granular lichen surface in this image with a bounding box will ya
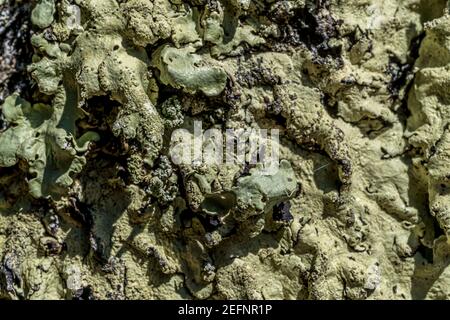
[0,0,450,300]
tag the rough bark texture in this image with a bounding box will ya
[1,0,450,300]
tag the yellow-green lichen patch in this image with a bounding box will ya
[2,0,450,301]
[153,45,228,97]
[0,94,99,198]
[31,0,56,29]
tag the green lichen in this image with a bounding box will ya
[152,45,228,97]
[122,0,172,47]
[161,96,184,129]
[406,14,450,236]
[0,94,99,198]
[2,0,450,301]
[233,160,298,220]
[31,0,56,29]
[171,7,201,47]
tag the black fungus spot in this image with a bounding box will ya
[0,1,33,104]
[386,33,425,98]
[73,286,95,300]
[0,256,22,295]
[273,201,294,222]
[267,0,342,60]
[236,57,282,88]
[386,56,412,97]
